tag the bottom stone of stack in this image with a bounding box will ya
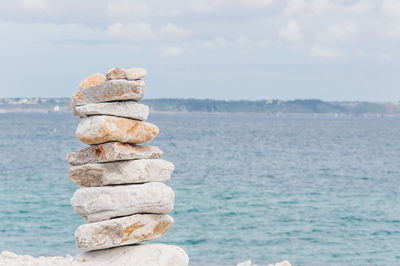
[73,244,189,266]
[75,214,174,251]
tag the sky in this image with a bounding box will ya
[0,0,399,101]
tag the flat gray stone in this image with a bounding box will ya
[73,102,149,121]
[70,80,145,107]
[66,142,162,166]
[68,159,174,187]
[76,115,158,145]
[70,182,174,223]
[74,214,174,251]
[73,244,189,266]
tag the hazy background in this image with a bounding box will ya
[0,0,400,101]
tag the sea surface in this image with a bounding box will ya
[0,113,400,265]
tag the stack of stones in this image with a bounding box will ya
[65,67,189,265]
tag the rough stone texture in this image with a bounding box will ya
[73,244,189,266]
[66,142,162,166]
[73,102,149,121]
[76,115,159,145]
[71,80,145,107]
[79,73,106,90]
[0,251,74,266]
[70,182,174,222]
[126,68,147,80]
[106,67,127,80]
[74,214,173,251]
[0,245,189,266]
[68,159,174,187]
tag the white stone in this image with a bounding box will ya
[126,68,147,80]
[76,115,159,145]
[70,182,174,223]
[75,214,173,251]
[73,102,149,121]
[68,159,174,187]
[73,244,189,266]
[0,251,73,266]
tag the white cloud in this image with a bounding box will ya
[317,22,359,44]
[159,23,192,39]
[235,36,251,46]
[107,0,152,20]
[160,46,184,57]
[237,0,274,7]
[106,22,154,42]
[382,0,400,16]
[0,0,397,62]
[279,20,303,42]
[346,1,374,14]
[21,0,50,12]
[284,0,306,15]
[309,45,343,59]
[202,36,229,48]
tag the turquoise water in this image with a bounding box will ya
[1,113,400,265]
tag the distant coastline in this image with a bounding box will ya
[1,97,400,115]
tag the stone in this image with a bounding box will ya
[68,159,174,187]
[66,142,162,166]
[73,102,149,121]
[74,214,173,251]
[106,67,127,80]
[0,251,74,266]
[70,79,145,107]
[126,67,147,80]
[76,115,159,145]
[79,73,106,90]
[73,244,189,266]
[70,182,174,222]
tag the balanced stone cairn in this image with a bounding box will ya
[66,67,189,265]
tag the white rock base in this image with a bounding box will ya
[73,244,189,266]
[0,244,189,266]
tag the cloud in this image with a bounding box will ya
[0,0,397,62]
[106,22,154,42]
[382,0,400,16]
[279,20,303,42]
[317,22,359,44]
[160,46,184,57]
[159,23,192,39]
[237,0,274,7]
[283,0,307,15]
[21,0,50,12]
[309,45,343,59]
[346,1,374,14]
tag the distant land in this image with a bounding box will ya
[1,98,400,115]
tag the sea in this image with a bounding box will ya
[0,113,399,265]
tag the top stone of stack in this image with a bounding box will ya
[106,67,147,80]
[70,67,157,145]
[71,67,147,108]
